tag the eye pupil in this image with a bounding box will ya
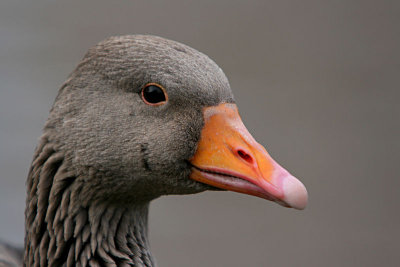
[142,84,167,105]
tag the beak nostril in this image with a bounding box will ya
[237,149,254,164]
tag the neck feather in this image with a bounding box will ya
[24,135,155,267]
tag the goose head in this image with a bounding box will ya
[45,35,307,209]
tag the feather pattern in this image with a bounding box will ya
[24,136,154,266]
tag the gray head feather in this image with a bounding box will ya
[47,35,234,202]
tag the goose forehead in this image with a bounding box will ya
[79,35,233,100]
[95,35,221,72]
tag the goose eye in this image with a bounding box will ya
[141,83,168,105]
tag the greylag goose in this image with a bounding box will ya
[0,35,308,267]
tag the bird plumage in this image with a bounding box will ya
[1,35,307,267]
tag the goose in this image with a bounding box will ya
[0,35,308,267]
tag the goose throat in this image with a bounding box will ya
[24,135,155,267]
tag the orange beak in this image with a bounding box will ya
[189,103,308,209]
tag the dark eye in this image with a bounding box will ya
[141,83,168,106]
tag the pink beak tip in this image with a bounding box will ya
[282,176,308,210]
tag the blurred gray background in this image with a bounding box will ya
[1,0,399,266]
